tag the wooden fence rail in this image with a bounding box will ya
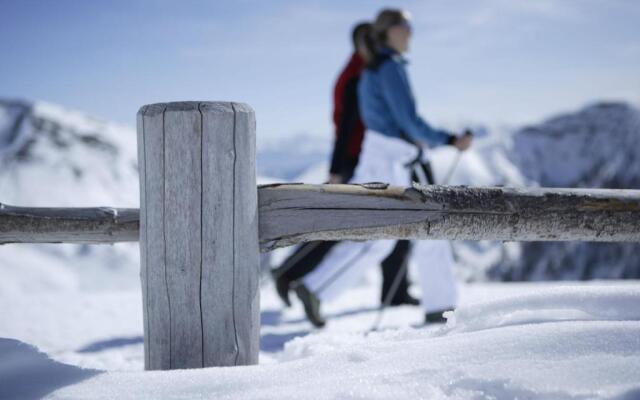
[259,183,640,248]
[1,101,639,372]
[3,184,640,248]
[0,204,138,244]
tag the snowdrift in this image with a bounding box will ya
[2,284,634,399]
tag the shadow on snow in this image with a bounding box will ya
[0,337,100,400]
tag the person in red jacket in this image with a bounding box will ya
[327,27,366,184]
[271,22,417,327]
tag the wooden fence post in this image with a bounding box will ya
[136,102,259,370]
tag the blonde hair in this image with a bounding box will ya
[373,9,411,46]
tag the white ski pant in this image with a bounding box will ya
[303,130,458,313]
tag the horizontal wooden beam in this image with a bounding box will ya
[258,184,640,250]
[2,184,640,250]
[0,203,138,244]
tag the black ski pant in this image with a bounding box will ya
[272,163,418,304]
[274,239,413,304]
[274,158,434,304]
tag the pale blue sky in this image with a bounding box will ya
[1,0,639,143]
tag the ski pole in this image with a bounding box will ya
[369,257,410,332]
[442,130,472,185]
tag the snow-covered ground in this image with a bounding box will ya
[2,259,639,399]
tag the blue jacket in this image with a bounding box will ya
[358,48,452,147]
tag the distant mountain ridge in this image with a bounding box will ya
[0,99,141,292]
[491,102,640,280]
[513,102,640,189]
[257,133,331,181]
[0,99,139,207]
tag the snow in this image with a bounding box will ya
[2,273,639,399]
[0,338,99,400]
[444,285,640,334]
[0,100,139,208]
[257,133,332,181]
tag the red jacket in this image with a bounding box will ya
[330,53,365,175]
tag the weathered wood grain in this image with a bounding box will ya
[200,102,238,366]
[136,101,260,370]
[258,184,640,249]
[163,102,203,368]
[140,103,171,370]
[136,105,149,369]
[231,102,260,365]
[0,204,138,244]
[3,185,640,250]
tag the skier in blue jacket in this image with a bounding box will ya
[359,48,454,148]
[297,8,472,327]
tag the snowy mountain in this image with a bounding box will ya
[513,102,640,189]
[0,99,141,293]
[257,133,331,181]
[0,99,139,207]
[490,102,640,281]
